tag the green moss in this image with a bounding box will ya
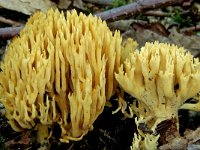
[171,9,192,27]
[107,0,135,9]
[112,0,127,7]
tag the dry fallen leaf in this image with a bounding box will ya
[122,29,170,47]
[0,0,56,15]
[73,0,85,10]
[122,27,200,57]
[58,0,72,9]
[5,131,32,148]
[169,27,200,53]
[108,19,136,32]
[159,125,200,150]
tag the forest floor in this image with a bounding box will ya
[0,0,200,150]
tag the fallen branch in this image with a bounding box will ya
[83,0,113,5]
[0,0,189,39]
[180,25,200,33]
[0,16,24,26]
[144,10,168,17]
[95,0,188,21]
[0,26,24,40]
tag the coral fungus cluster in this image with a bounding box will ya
[1,8,200,149]
[0,9,121,142]
[115,41,200,130]
[116,41,200,149]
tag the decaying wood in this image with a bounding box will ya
[95,0,188,21]
[0,26,24,39]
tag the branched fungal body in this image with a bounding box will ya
[0,9,122,143]
[116,41,200,129]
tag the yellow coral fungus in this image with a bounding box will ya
[130,133,159,150]
[120,38,138,63]
[115,41,200,130]
[180,93,200,111]
[0,9,122,142]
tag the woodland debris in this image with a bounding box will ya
[0,0,56,15]
[0,16,23,26]
[83,0,113,5]
[144,10,168,17]
[95,0,188,21]
[0,26,24,40]
[180,24,200,33]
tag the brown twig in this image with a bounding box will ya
[180,25,200,33]
[95,0,188,21]
[0,0,189,39]
[83,0,113,5]
[144,10,168,17]
[0,26,24,40]
[0,16,24,26]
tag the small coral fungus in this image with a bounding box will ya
[0,9,122,142]
[115,41,200,130]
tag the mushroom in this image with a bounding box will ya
[0,9,122,142]
[115,41,200,130]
